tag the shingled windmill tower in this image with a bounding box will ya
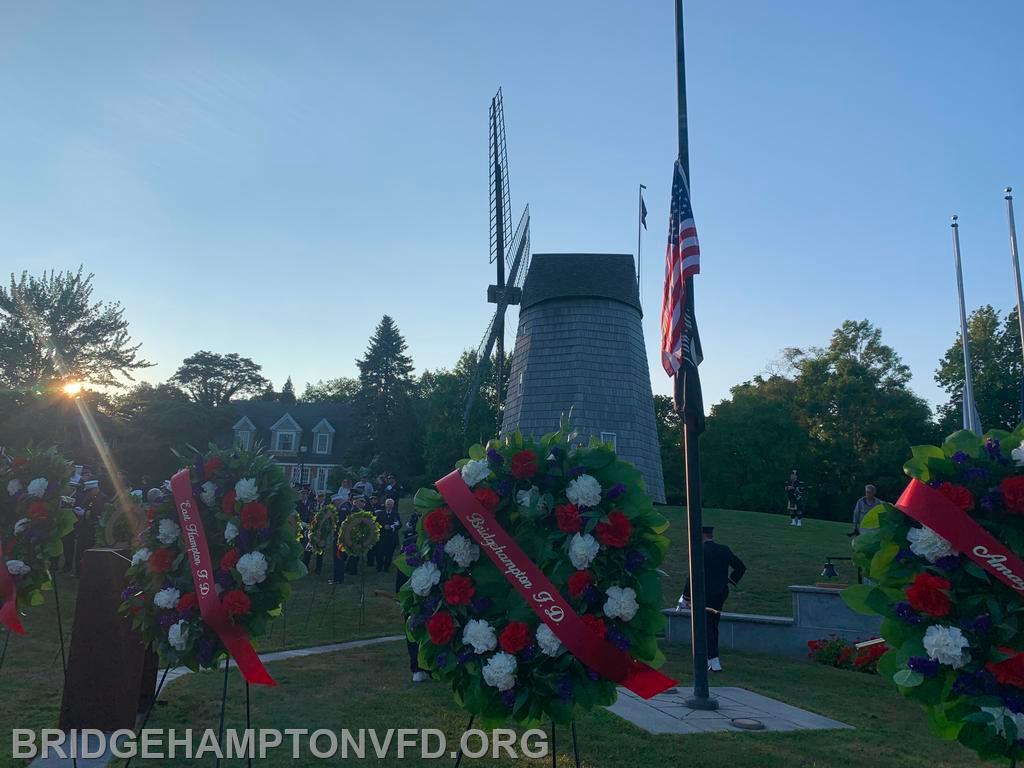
[500,253,666,503]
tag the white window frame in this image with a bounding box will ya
[600,431,618,451]
[315,433,331,454]
[291,466,312,485]
[276,431,297,453]
[235,430,252,451]
[315,467,329,491]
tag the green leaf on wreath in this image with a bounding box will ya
[468,444,486,460]
[413,488,443,512]
[943,430,983,459]
[893,668,924,687]
[870,542,901,580]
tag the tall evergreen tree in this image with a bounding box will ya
[354,316,421,477]
[280,376,297,405]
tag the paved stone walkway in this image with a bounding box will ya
[28,636,403,767]
[608,685,852,734]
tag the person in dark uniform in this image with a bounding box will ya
[365,494,383,568]
[383,474,402,505]
[373,498,401,572]
[785,469,805,527]
[682,525,746,672]
[396,507,426,682]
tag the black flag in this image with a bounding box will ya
[640,193,648,230]
[674,276,704,433]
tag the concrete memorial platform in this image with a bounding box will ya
[609,686,852,735]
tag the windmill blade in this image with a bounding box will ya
[489,89,512,267]
[463,310,502,430]
[505,206,530,292]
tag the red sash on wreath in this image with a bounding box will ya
[897,478,1024,593]
[0,535,25,635]
[170,469,275,686]
[436,470,677,700]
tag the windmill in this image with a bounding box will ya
[463,88,531,432]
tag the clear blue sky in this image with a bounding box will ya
[2,1,1022,412]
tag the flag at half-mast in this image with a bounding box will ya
[660,160,705,431]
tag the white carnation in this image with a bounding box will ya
[168,620,189,651]
[568,533,600,570]
[536,623,563,657]
[462,619,498,654]
[131,547,152,566]
[5,559,30,576]
[410,562,441,596]
[234,478,259,503]
[604,585,640,621]
[236,551,268,586]
[923,624,971,669]
[982,706,1024,738]
[7,479,22,496]
[154,587,181,610]
[906,526,957,563]
[224,521,239,543]
[444,534,480,568]
[27,478,48,498]
[1013,440,1024,468]
[157,518,181,545]
[200,481,218,508]
[482,652,517,691]
[460,459,491,488]
[566,474,602,508]
[13,518,30,535]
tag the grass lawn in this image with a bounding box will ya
[76,641,984,768]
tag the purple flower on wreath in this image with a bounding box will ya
[586,668,601,682]
[196,637,216,666]
[963,614,992,635]
[501,688,517,707]
[157,612,177,630]
[583,585,602,604]
[258,528,273,542]
[606,626,631,651]
[934,554,961,572]
[238,529,252,552]
[436,653,448,668]
[985,437,1002,459]
[927,479,943,489]
[953,669,997,697]
[894,548,915,563]
[907,656,940,677]
[161,578,176,590]
[215,569,234,589]
[493,478,514,498]
[408,613,426,630]
[607,483,627,501]
[963,467,989,482]
[519,643,538,663]
[981,491,1002,512]
[951,451,970,465]
[487,448,505,466]
[402,543,417,556]
[406,554,424,568]
[471,596,492,615]
[569,465,587,479]
[177,608,197,622]
[548,447,563,461]
[624,550,647,572]
[431,544,446,567]
[457,649,474,665]
[895,602,923,625]
[558,677,574,703]
[1004,691,1024,714]
[121,585,139,601]
[421,595,441,615]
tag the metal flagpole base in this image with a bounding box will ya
[685,692,719,711]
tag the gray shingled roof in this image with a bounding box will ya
[225,401,354,464]
[520,254,641,315]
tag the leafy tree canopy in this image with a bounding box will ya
[170,351,269,408]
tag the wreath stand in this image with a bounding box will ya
[451,715,580,768]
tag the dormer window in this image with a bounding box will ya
[276,431,296,453]
[236,430,252,451]
[315,433,330,454]
[311,418,335,456]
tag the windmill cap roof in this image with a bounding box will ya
[520,253,641,314]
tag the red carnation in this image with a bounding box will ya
[148,548,174,574]
[595,510,633,548]
[581,614,607,638]
[473,487,500,512]
[222,589,252,618]
[177,592,198,612]
[511,450,539,479]
[424,508,453,542]
[241,502,269,530]
[1000,476,1024,515]
[987,648,1024,688]
[568,570,594,598]
[937,482,974,513]
[555,503,582,533]
[146,505,158,522]
[442,574,476,606]
[220,548,241,571]
[204,456,222,477]
[222,490,237,515]
[27,500,49,521]
[499,621,531,654]
[906,572,953,617]
[427,612,456,645]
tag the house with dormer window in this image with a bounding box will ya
[226,402,352,492]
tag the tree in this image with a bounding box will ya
[0,268,151,388]
[301,377,360,404]
[170,351,269,407]
[280,376,297,405]
[110,382,189,420]
[354,316,421,477]
[257,383,278,401]
[653,395,684,505]
[935,305,1024,433]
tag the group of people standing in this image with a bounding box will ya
[295,472,405,583]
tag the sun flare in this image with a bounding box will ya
[62,381,84,396]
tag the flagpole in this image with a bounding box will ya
[638,184,647,294]
[674,0,716,711]
[951,215,982,434]
[1004,187,1024,423]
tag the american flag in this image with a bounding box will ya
[660,160,704,430]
